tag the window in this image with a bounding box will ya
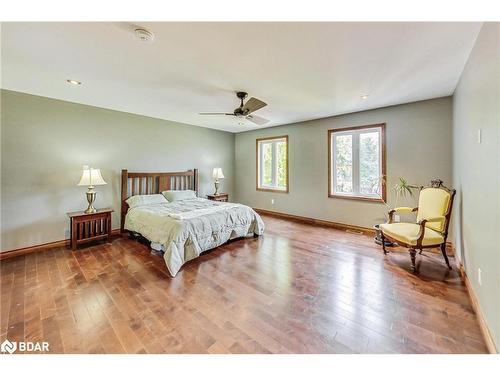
[257,135,288,192]
[328,124,386,202]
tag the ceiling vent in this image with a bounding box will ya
[134,28,154,42]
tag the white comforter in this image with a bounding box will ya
[124,198,265,276]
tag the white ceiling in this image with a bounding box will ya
[1,22,482,133]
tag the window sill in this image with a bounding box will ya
[328,193,384,203]
[257,187,289,194]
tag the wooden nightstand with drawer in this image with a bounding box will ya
[206,193,229,202]
[67,208,113,250]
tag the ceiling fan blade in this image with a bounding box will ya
[246,115,269,125]
[241,97,267,115]
[198,112,235,116]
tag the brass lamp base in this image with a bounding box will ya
[214,180,220,195]
[85,187,97,214]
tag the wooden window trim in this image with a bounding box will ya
[328,123,386,203]
[256,135,289,193]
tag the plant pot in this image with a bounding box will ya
[373,224,396,247]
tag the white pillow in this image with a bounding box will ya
[126,194,167,208]
[162,190,197,202]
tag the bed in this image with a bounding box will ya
[120,169,265,276]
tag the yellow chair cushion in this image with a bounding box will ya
[416,188,451,232]
[379,223,444,246]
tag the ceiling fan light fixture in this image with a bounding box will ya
[199,91,269,126]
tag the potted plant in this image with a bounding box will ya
[373,177,419,246]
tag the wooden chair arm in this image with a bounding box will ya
[416,216,445,246]
[388,207,418,224]
[423,216,446,223]
[416,219,428,246]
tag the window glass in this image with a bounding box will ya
[359,131,380,196]
[262,142,273,187]
[257,136,288,192]
[334,134,353,193]
[329,125,385,201]
[276,140,287,189]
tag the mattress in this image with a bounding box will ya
[124,198,265,276]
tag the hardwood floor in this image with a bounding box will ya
[0,214,488,354]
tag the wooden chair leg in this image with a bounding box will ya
[440,243,452,269]
[381,232,387,254]
[409,248,417,272]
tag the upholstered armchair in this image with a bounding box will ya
[379,179,456,272]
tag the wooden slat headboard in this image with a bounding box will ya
[120,169,198,232]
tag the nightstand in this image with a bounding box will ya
[67,208,113,250]
[206,193,229,202]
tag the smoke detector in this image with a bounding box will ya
[134,28,154,42]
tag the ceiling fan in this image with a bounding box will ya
[199,91,269,125]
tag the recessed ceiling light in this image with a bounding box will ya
[361,95,369,100]
[66,79,82,85]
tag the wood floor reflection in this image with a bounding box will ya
[0,214,488,353]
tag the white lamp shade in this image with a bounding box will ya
[78,168,107,186]
[212,168,225,179]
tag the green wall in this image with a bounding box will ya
[235,97,453,229]
[452,22,500,350]
[1,90,234,251]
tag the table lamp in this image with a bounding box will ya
[212,168,224,195]
[78,166,107,213]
